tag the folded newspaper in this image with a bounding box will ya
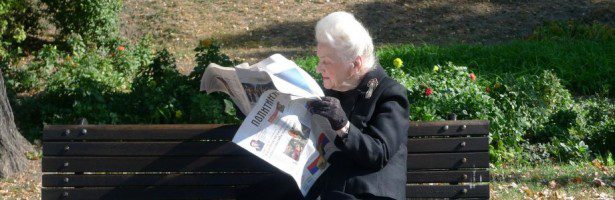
[200,54,339,195]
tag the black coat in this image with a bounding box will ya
[307,64,410,200]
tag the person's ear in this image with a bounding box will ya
[353,56,363,72]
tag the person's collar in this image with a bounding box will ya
[355,63,386,94]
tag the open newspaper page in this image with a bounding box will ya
[233,90,338,196]
[199,63,252,115]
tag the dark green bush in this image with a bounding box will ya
[4,36,242,140]
[0,0,43,58]
[4,35,155,139]
[189,39,235,87]
[129,48,239,124]
[572,97,615,159]
[42,0,122,45]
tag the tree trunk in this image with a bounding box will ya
[0,69,34,178]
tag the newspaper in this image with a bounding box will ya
[234,90,339,195]
[200,54,323,115]
[200,54,336,195]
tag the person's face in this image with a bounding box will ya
[316,43,353,91]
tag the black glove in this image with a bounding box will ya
[308,97,348,131]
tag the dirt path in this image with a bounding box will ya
[120,0,612,73]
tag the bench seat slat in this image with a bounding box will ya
[407,170,490,183]
[408,137,489,153]
[42,187,241,200]
[42,157,277,173]
[406,185,489,198]
[43,125,238,141]
[407,152,489,170]
[43,170,490,187]
[42,173,279,187]
[409,120,489,136]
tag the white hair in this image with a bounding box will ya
[315,11,376,73]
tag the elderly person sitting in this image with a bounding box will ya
[305,11,410,200]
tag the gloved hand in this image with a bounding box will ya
[308,96,348,131]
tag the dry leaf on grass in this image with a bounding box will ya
[593,178,606,187]
[592,159,609,172]
[549,180,558,189]
[572,177,583,183]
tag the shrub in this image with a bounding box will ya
[401,62,500,122]
[189,39,235,87]
[0,0,43,58]
[42,0,122,45]
[4,37,243,139]
[129,49,239,124]
[188,39,240,123]
[4,35,155,140]
[572,97,615,160]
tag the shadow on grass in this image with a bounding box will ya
[216,0,607,59]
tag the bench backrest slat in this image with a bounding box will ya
[43,124,237,141]
[409,120,489,136]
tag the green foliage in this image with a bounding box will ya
[42,0,122,45]
[3,36,241,140]
[401,62,498,122]
[189,39,235,87]
[129,47,239,124]
[572,97,615,160]
[3,35,155,140]
[0,0,42,58]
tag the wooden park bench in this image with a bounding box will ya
[42,120,490,199]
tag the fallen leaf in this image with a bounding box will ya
[572,177,583,183]
[549,180,557,189]
[593,178,606,187]
[521,185,534,197]
[592,159,608,172]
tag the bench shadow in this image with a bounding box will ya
[95,124,302,199]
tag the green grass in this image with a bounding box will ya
[297,38,615,97]
[490,163,614,199]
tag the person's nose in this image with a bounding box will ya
[316,62,325,74]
